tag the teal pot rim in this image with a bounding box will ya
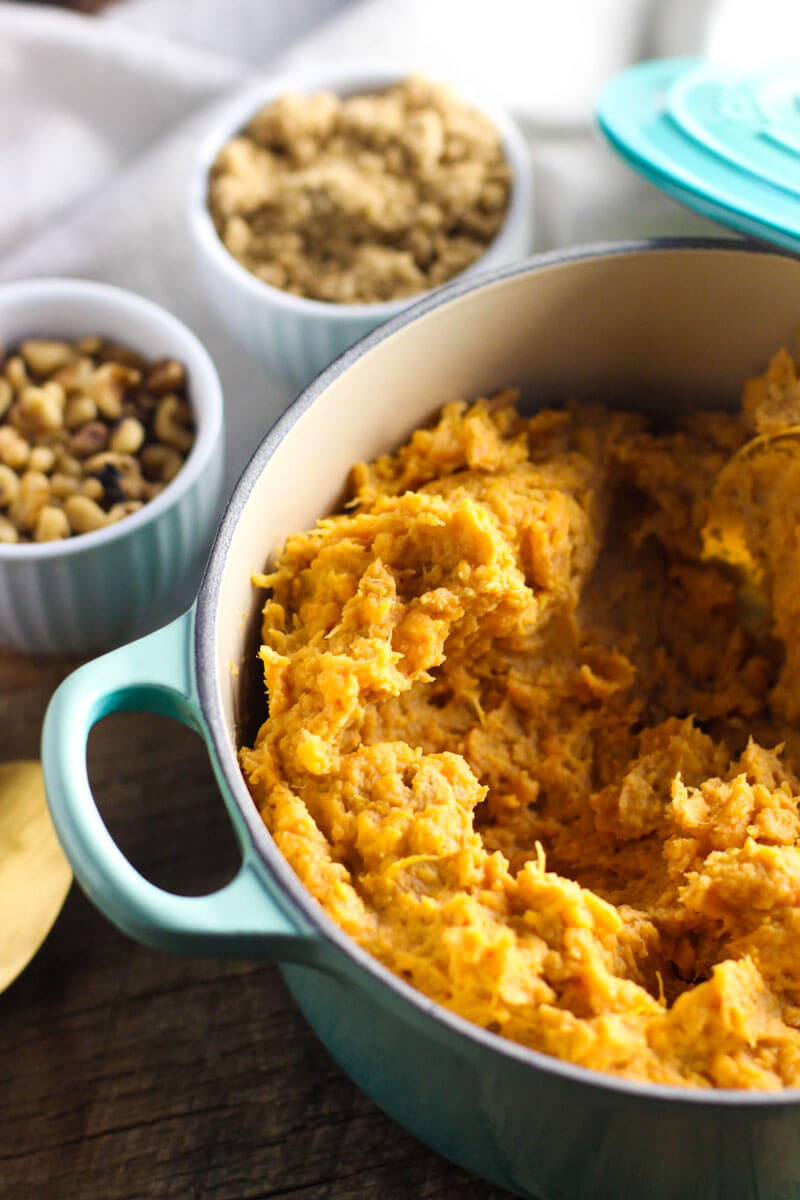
[196,237,800,1111]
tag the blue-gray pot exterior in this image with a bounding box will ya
[284,958,800,1200]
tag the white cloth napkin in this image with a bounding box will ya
[0,0,775,494]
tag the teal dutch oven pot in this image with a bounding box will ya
[42,242,800,1200]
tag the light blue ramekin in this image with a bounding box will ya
[188,63,533,390]
[0,278,224,655]
[42,243,800,1200]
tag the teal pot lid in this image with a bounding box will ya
[597,57,800,254]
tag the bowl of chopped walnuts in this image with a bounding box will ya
[0,277,224,655]
[188,65,532,388]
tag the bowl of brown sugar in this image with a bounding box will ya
[189,65,532,387]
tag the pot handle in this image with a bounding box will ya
[41,609,315,961]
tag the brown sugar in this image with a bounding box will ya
[208,76,512,304]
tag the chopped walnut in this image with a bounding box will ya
[0,339,195,541]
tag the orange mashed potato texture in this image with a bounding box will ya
[240,348,800,1089]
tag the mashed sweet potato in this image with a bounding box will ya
[240,347,800,1089]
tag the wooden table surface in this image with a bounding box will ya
[0,647,515,1199]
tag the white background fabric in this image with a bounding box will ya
[0,0,794,494]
